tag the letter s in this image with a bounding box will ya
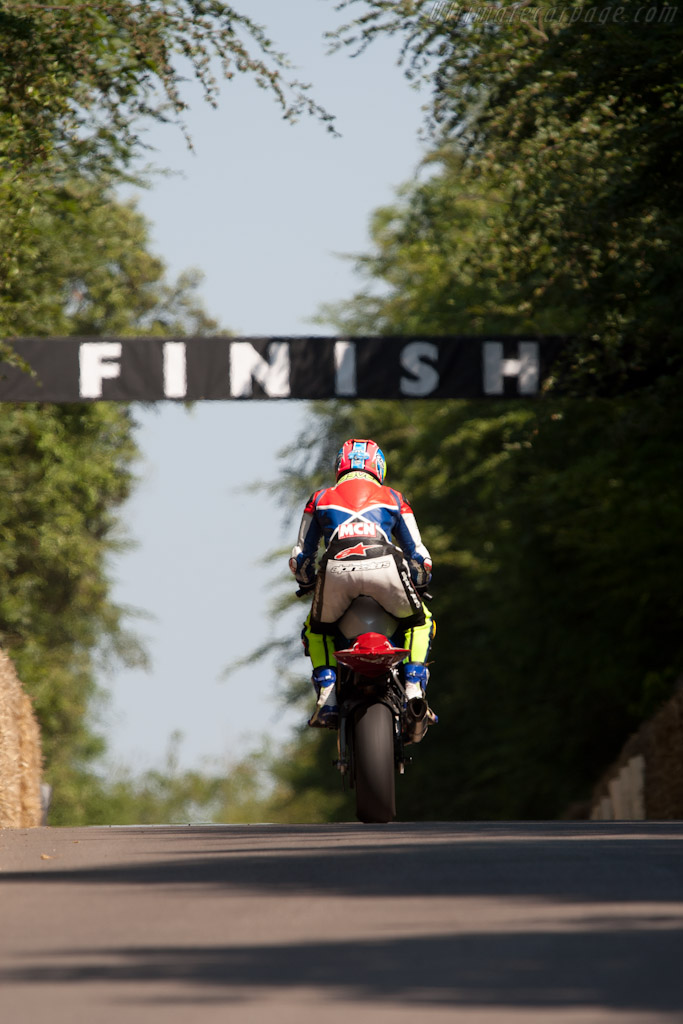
[400,342,439,396]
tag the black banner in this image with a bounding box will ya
[0,336,568,402]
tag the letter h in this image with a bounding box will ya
[483,341,540,395]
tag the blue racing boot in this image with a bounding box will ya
[404,662,429,701]
[308,667,338,729]
[403,662,438,741]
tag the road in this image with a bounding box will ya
[1,822,682,1023]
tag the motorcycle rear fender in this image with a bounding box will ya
[335,632,410,677]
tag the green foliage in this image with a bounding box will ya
[317,153,573,337]
[0,0,335,304]
[0,0,335,824]
[85,733,279,826]
[1,176,219,338]
[79,730,350,826]
[87,0,682,823]
[251,1,683,821]
[332,0,683,391]
[260,387,683,821]
[256,728,353,823]
[0,402,142,822]
[0,0,334,173]
[0,181,223,823]
[2,0,681,825]
[91,0,682,824]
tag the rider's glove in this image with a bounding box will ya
[289,549,317,587]
[296,579,317,597]
[409,553,432,590]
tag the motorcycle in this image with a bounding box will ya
[309,593,437,824]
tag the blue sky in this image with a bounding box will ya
[105,1,428,774]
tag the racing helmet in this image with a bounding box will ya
[335,439,386,484]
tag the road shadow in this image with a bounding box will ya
[3,824,683,1013]
[2,823,683,903]
[2,928,683,1011]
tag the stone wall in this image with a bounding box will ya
[590,685,683,820]
[0,648,43,828]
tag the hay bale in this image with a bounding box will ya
[0,649,22,828]
[0,648,43,828]
[19,690,44,827]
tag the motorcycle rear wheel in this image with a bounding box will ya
[352,702,396,824]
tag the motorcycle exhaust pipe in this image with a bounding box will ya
[405,697,430,744]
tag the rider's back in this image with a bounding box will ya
[312,476,406,544]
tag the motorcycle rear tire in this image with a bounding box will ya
[353,702,396,824]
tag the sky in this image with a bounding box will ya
[104,1,429,774]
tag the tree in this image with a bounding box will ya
[87,733,279,826]
[0,0,334,173]
[1,175,219,337]
[331,0,683,392]
[0,185,221,824]
[0,402,142,819]
[251,0,683,816]
[0,0,335,311]
[317,151,578,338]
[258,386,683,821]
[0,0,335,822]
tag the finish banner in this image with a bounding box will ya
[0,336,568,402]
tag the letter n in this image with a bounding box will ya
[229,342,291,398]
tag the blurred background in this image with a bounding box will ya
[0,0,681,824]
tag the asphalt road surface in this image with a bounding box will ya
[1,822,683,1023]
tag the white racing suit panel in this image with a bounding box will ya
[397,511,433,587]
[310,540,424,632]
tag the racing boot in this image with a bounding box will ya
[308,667,338,729]
[404,662,429,702]
[403,663,438,741]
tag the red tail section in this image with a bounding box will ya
[335,632,410,678]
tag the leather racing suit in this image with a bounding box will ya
[290,470,435,671]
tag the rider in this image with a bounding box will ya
[289,438,435,728]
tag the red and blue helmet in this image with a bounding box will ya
[335,439,387,484]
